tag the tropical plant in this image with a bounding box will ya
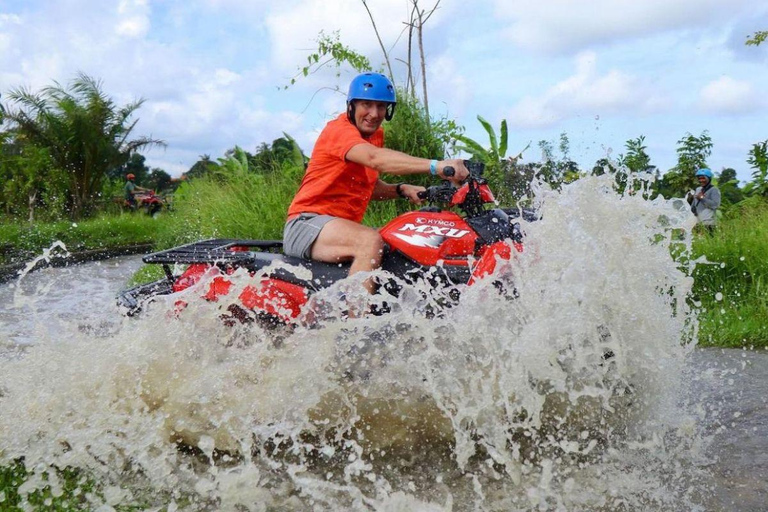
[619,135,651,173]
[147,168,172,192]
[615,135,653,194]
[746,30,767,46]
[745,139,768,197]
[109,152,150,182]
[3,73,164,219]
[250,133,308,173]
[455,115,508,167]
[0,143,56,221]
[215,146,252,178]
[454,115,530,203]
[658,131,713,198]
[287,31,372,89]
[718,167,744,205]
[591,157,618,176]
[385,89,460,160]
[186,154,219,180]
[532,133,580,189]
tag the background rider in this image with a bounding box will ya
[124,173,150,209]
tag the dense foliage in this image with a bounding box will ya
[1,74,164,220]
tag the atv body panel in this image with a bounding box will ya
[117,162,535,321]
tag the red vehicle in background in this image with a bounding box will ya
[128,190,165,216]
[117,162,537,324]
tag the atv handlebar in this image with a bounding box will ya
[415,166,455,199]
[417,160,485,203]
[417,182,455,202]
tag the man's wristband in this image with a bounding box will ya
[395,183,406,198]
[429,160,438,176]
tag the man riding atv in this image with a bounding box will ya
[125,173,165,216]
[124,173,151,210]
[283,73,469,296]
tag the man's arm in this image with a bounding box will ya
[346,143,468,183]
[371,179,399,200]
[371,179,424,203]
[699,187,721,209]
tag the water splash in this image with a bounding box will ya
[0,175,713,510]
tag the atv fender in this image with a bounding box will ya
[468,240,522,285]
[239,278,308,322]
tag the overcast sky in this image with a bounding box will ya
[1,0,767,182]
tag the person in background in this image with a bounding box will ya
[124,173,149,209]
[283,72,469,295]
[686,168,720,233]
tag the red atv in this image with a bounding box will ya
[125,191,165,216]
[117,162,536,324]
[135,191,165,216]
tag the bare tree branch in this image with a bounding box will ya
[361,0,395,81]
[405,4,418,96]
[411,0,442,120]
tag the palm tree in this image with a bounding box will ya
[3,72,164,218]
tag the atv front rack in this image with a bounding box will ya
[143,239,284,281]
[144,239,282,264]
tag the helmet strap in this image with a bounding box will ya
[346,100,396,124]
[385,103,395,121]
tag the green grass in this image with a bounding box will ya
[0,461,95,511]
[691,197,768,347]
[0,212,167,266]
[0,460,168,511]
[151,164,303,248]
[151,163,427,249]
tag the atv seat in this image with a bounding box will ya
[242,252,352,291]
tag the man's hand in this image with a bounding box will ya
[437,159,469,184]
[400,184,425,204]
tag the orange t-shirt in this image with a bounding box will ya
[287,113,383,223]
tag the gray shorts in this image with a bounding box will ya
[283,213,336,259]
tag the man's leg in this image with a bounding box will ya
[311,218,384,294]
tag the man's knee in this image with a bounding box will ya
[366,229,384,249]
[353,228,383,259]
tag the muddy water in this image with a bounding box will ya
[1,176,766,511]
[0,255,144,347]
[687,348,768,511]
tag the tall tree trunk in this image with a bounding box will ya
[27,190,36,223]
[406,4,418,97]
[413,0,441,122]
[417,12,430,122]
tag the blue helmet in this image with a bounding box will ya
[695,168,713,180]
[347,73,396,121]
[347,73,396,104]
